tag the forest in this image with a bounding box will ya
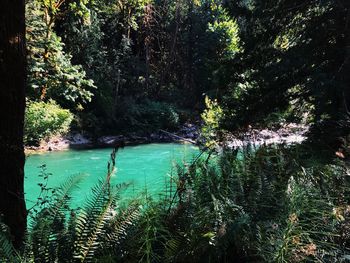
[0,0,349,262]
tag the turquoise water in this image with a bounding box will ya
[24,143,199,208]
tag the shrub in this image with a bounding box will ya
[201,96,224,148]
[138,100,180,130]
[24,100,73,145]
[167,146,350,262]
[115,99,180,132]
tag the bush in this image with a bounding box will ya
[138,100,180,130]
[122,146,350,263]
[115,99,180,132]
[201,96,224,148]
[24,100,73,145]
[165,146,350,262]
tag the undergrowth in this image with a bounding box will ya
[1,145,349,262]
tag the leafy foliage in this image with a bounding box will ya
[24,100,73,145]
[220,0,350,148]
[0,223,20,263]
[26,0,95,109]
[119,146,349,263]
[31,0,242,133]
[201,96,224,148]
[114,100,180,131]
[15,0,350,262]
[2,146,350,262]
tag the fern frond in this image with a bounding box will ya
[164,233,187,263]
[50,173,85,217]
[0,223,21,263]
[73,180,127,262]
[30,173,84,263]
[95,202,141,260]
[105,202,141,244]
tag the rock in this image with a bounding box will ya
[98,135,125,146]
[224,123,309,149]
[177,123,200,141]
[150,133,158,139]
[70,134,92,145]
[25,122,201,154]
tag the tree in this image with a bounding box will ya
[26,0,95,110]
[220,0,350,150]
[0,0,27,248]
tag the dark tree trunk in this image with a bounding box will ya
[184,0,195,104]
[0,0,27,248]
[342,2,350,115]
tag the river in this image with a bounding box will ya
[24,143,199,208]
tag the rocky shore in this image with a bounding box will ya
[223,123,309,148]
[25,123,309,154]
[25,123,200,154]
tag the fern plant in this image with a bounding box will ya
[1,145,349,262]
[152,145,350,262]
[0,148,141,263]
[0,222,21,263]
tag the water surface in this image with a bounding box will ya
[25,143,199,208]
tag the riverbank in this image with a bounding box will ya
[222,123,309,148]
[25,123,200,154]
[25,123,309,154]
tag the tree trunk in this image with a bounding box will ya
[185,0,195,102]
[0,0,27,248]
[342,3,350,115]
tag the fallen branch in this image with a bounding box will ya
[159,129,197,144]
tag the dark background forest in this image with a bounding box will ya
[23,0,350,157]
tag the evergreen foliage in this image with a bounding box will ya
[24,0,350,148]
[24,0,242,135]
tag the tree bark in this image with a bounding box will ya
[342,2,350,115]
[0,0,27,248]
